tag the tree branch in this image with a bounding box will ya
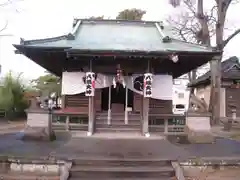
[0,20,8,33]
[222,28,240,48]
[196,0,211,46]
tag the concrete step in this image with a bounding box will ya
[96,112,140,116]
[149,126,165,132]
[96,113,141,119]
[70,124,88,131]
[73,158,171,167]
[69,178,174,180]
[0,171,59,180]
[96,119,141,124]
[96,117,141,121]
[95,124,141,128]
[96,127,140,133]
[69,166,175,178]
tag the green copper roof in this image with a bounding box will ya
[18,19,215,53]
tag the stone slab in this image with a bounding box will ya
[22,111,56,141]
[22,126,56,141]
[0,130,240,164]
[186,115,214,143]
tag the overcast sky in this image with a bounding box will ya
[0,0,239,80]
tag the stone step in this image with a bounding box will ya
[68,178,174,180]
[96,127,140,133]
[96,112,140,116]
[149,126,165,132]
[72,158,171,167]
[96,113,141,116]
[96,117,141,121]
[69,166,175,178]
[96,120,140,125]
[0,171,59,180]
[70,125,88,131]
[95,124,140,128]
[96,114,141,119]
[96,122,141,127]
[96,119,141,123]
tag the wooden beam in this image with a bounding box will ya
[88,59,95,135]
[61,95,66,108]
[142,60,150,136]
[142,98,150,135]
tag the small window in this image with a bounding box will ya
[176,104,185,109]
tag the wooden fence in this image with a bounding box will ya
[149,114,186,135]
[52,112,186,135]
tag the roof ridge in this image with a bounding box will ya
[20,35,70,45]
[73,18,164,24]
[189,56,240,87]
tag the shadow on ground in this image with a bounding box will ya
[0,131,71,158]
[177,137,240,158]
[0,132,240,160]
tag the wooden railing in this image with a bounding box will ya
[52,114,88,131]
[149,114,186,135]
[52,111,186,135]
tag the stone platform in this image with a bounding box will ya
[0,130,240,179]
[0,130,240,160]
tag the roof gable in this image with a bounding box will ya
[224,63,240,73]
[189,56,240,87]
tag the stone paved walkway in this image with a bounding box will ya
[0,131,240,161]
[177,137,240,158]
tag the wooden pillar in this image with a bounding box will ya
[142,60,150,137]
[125,86,128,125]
[61,77,66,109]
[65,116,70,131]
[142,98,150,136]
[87,59,95,136]
[107,86,111,125]
[210,55,221,125]
[164,117,168,134]
[61,95,66,109]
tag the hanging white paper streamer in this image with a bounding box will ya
[61,72,173,100]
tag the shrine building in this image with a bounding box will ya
[14,19,221,137]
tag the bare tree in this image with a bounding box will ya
[168,0,240,49]
[0,0,22,34]
[168,0,240,123]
